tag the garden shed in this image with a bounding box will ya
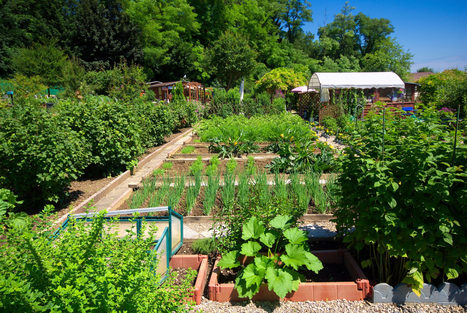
[148,81,209,103]
[307,72,415,121]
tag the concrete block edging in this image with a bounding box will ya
[373,282,467,305]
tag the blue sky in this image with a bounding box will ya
[302,0,467,72]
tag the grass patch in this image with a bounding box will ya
[180,146,195,154]
[162,162,173,169]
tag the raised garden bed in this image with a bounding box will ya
[208,249,370,302]
[170,255,209,305]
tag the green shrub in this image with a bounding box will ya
[162,162,173,170]
[196,113,310,143]
[321,116,338,132]
[191,238,217,255]
[242,95,264,117]
[0,211,195,312]
[4,75,47,101]
[168,100,199,130]
[0,103,90,208]
[132,102,175,147]
[419,69,467,118]
[56,96,145,176]
[0,188,22,221]
[83,63,148,102]
[270,97,286,114]
[334,105,466,292]
[189,156,204,176]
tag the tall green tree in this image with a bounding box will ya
[355,12,393,56]
[188,0,229,47]
[64,0,142,70]
[123,0,202,80]
[318,2,357,58]
[277,0,312,43]
[0,0,66,76]
[206,31,257,90]
[256,67,307,96]
[417,67,434,73]
[11,43,69,88]
[361,38,413,80]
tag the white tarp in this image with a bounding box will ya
[308,72,405,90]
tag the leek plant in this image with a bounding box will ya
[290,172,310,214]
[236,171,250,209]
[149,175,172,207]
[221,172,236,212]
[304,172,327,213]
[254,171,269,208]
[186,172,202,214]
[273,172,288,203]
[203,173,220,215]
[168,175,185,209]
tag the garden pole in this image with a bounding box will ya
[382,107,386,161]
[452,103,460,164]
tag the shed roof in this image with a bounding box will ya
[308,72,405,90]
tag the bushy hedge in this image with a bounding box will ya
[0,96,199,210]
[334,105,466,291]
[0,104,91,209]
[56,97,178,176]
[418,69,467,118]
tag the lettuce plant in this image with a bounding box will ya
[218,215,323,299]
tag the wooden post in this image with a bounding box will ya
[203,85,206,104]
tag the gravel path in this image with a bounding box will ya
[191,299,466,313]
[316,131,346,151]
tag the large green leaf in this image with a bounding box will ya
[242,263,265,288]
[218,251,240,269]
[235,274,261,299]
[242,217,264,240]
[445,268,459,280]
[264,267,297,298]
[304,252,323,273]
[259,231,277,248]
[269,215,293,229]
[280,244,307,270]
[254,255,273,273]
[240,241,262,257]
[283,227,307,245]
[402,268,424,296]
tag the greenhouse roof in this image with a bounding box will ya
[308,72,405,90]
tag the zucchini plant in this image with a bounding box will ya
[218,215,323,299]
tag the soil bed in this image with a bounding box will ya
[171,268,196,287]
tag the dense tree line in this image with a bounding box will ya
[0,0,413,90]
